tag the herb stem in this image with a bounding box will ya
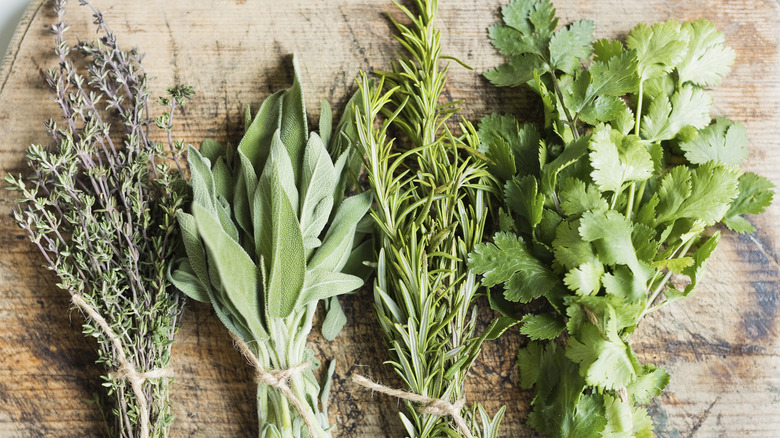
[634,80,644,136]
[549,69,579,140]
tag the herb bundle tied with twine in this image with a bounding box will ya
[6,1,192,437]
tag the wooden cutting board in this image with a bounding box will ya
[1,0,778,436]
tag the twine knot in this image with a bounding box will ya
[70,293,171,438]
[352,374,474,438]
[230,333,322,438]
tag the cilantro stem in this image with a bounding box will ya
[625,182,636,218]
[549,70,579,140]
[634,81,644,136]
[632,180,647,216]
[641,237,696,319]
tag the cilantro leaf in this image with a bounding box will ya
[469,232,561,303]
[519,313,566,340]
[478,114,541,179]
[722,172,775,233]
[680,117,749,165]
[559,178,608,217]
[657,162,740,224]
[553,219,599,270]
[586,51,639,99]
[564,261,604,296]
[589,125,654,193]
[549,20,594,74]
[520,342,607,438]
[484,54,542,86]
[641,85,713,142]
[626,20,687,81]
[505,176,545,231]
[627,365,670,404]
[678,19,736,86]
[566,323,638,391]
[593,38,624,63]
[579,210,647,280]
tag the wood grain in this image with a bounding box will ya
[0,0,778,436]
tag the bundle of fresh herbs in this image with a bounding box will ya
[168,56,371,438]
[349,1,506,437]
[5,1,192,437]
[468,0,774,436]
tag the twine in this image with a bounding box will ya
[71,293,172,438]
[231,333,323,438]
[352,374,473,438]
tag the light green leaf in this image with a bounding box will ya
[564,261,604,296]
[300,132,336,247]
[559,178,608,217]
[589,125,653,193]
[278,55,308,184]
[264,171,306,319]
[641,85,712,142]
[484,54,543,87]
[579,210,645,279]
[553,219,599,270]
[626,20,686,81]
[723,172,775,233]
[504,175,544,231]
[549,20,594,74]
[319,98,332,147]
[680,117,749,165]
[566,323,637,391]
[627,365,669,404]
[168,258,209,303]
[593,38,624,63]
[321,296,347,342]
[541,134,590,195]
[238,90,283,174]
[309,191,373,272]
[678,19,736,87]
[587,51,639,99]
[298,270,363,307]
[657,161,740,224]
[192,203,267,340]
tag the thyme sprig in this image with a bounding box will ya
[350,1,507,436]
[6,1,192,437]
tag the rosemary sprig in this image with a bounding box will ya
[5,2,191,437]
[350,1,506,436]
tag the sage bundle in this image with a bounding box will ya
[169,57,371,438]
[349,0,507,436]
[6,1,191,437]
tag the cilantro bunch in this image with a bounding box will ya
[468,0,774,436]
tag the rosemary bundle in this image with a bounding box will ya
[6,1,192,437]
[169,57,371,438]
[350,1,506,436]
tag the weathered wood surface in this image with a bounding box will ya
[0,0,778,436]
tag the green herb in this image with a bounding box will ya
[470,0,774,436]
[5,2,191,437]
[349,1,507,436]
[168,56,371,438]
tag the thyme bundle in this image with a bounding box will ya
[6,1,192,437]
[169,57,371,438]
[350,1,507,436]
